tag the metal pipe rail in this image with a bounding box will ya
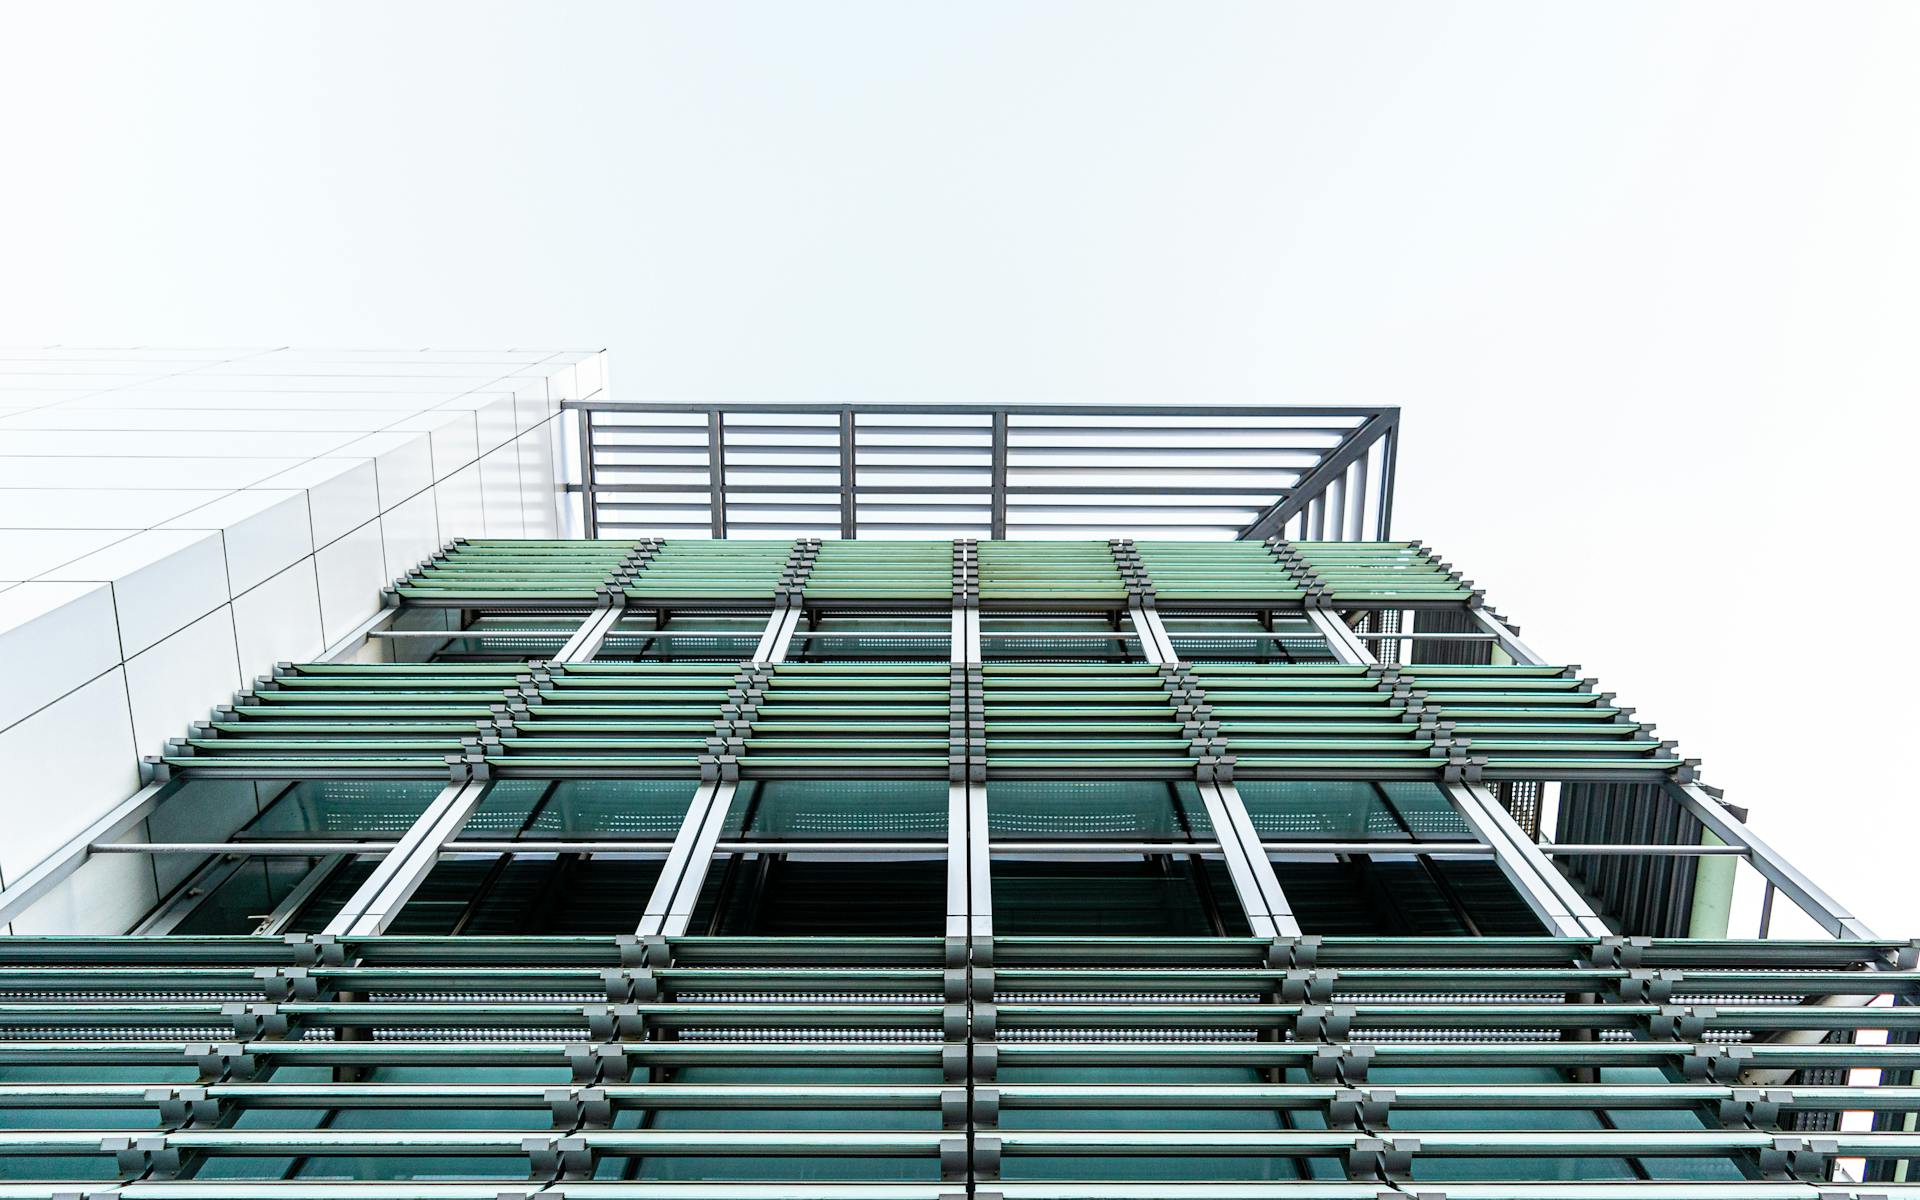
[0,1187,1912,1200]
[2,933,1906,967]
[6,1000,1916,1037]
[384,539,1535,615]
[0,1186,1900,1200]
[0,935,1912,1191]
[15,1127,1920,1159]
[391,538,650,610]
[1283,539,1482,608]
[376,539,1575,658]
[4,1080,1915,1114]
[95,839,1269,857]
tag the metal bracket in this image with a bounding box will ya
[1717,1087,1793,1129]
[1330,1086,1397,1129]
[546,1086,612,1129]
[599,966,659,1003]
[1343,1134,1418,1181]
[523,1134,594,1180]
[1682,1043,1754,1082]
[186,1041,257,1082]
[564,1042,631,1084]
[1759,1134,1838,1181]
[1110,537,1155,608]
[146,1085,220,1128]
[1311,1044,1375,1083]
[773,537,820,609]
[105,1135,181,1179]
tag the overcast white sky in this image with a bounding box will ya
[1,2,1914,935]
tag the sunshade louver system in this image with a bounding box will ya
[3,513,1900,1194]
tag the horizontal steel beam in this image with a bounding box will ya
[568,399,1394,418]
[1671,782,1875,939]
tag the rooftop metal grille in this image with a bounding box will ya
[564,400,1398,541]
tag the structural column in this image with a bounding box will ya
[321,780,492,937]
[950,540,990,954]
[636,590,806,937]
[1120,544,1301,938]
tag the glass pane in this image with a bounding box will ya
[1238,781,1472,842]
[987,780,1214,839]
[991,858,1249,936]
[169,857,324,935]
[787,616,949,663]
[378,606,583,663]
[598,612,767,661]
[245,780,448,838]
[391,857,667,935]
[1162,615,1336,664]
[1274,857,1545,936]
[459,779,700,840]
[697,857,946,936]
[1381,782,1474,840]
[1239,780,1411,840]
[722,780,947,840]
[980,614,1141,663]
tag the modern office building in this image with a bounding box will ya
[0,377,1910,1196]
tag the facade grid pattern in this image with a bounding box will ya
[0,523,1907,1196]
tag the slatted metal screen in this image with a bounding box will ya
[564,402,1399,542]
[0,526,1904,1196]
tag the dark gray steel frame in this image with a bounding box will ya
[563,400,1399,542]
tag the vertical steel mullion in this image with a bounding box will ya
[949,591,969,948]
[1307,608,1374,665]
[950,586,991,950]
[1128,603,1178,663]
[1451,782,1607,936]
[324,780,492,937]
[636,780,732,937]
[1186,783,1277,940]
[946,779,970,947]
[660,780,741,935]
[840,408,857,539]
[1132,604,1295,937]
[551,608,620,664]
[1347,455,1368,543]
[577,406,599,539]
[1325,476,1345,541]
[708,409,727,539]
[990,411,1009,540]
[1211,781,1301,937]
[752,607,802,664]
[1378,422,1398,539]
[635,779,721,936]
